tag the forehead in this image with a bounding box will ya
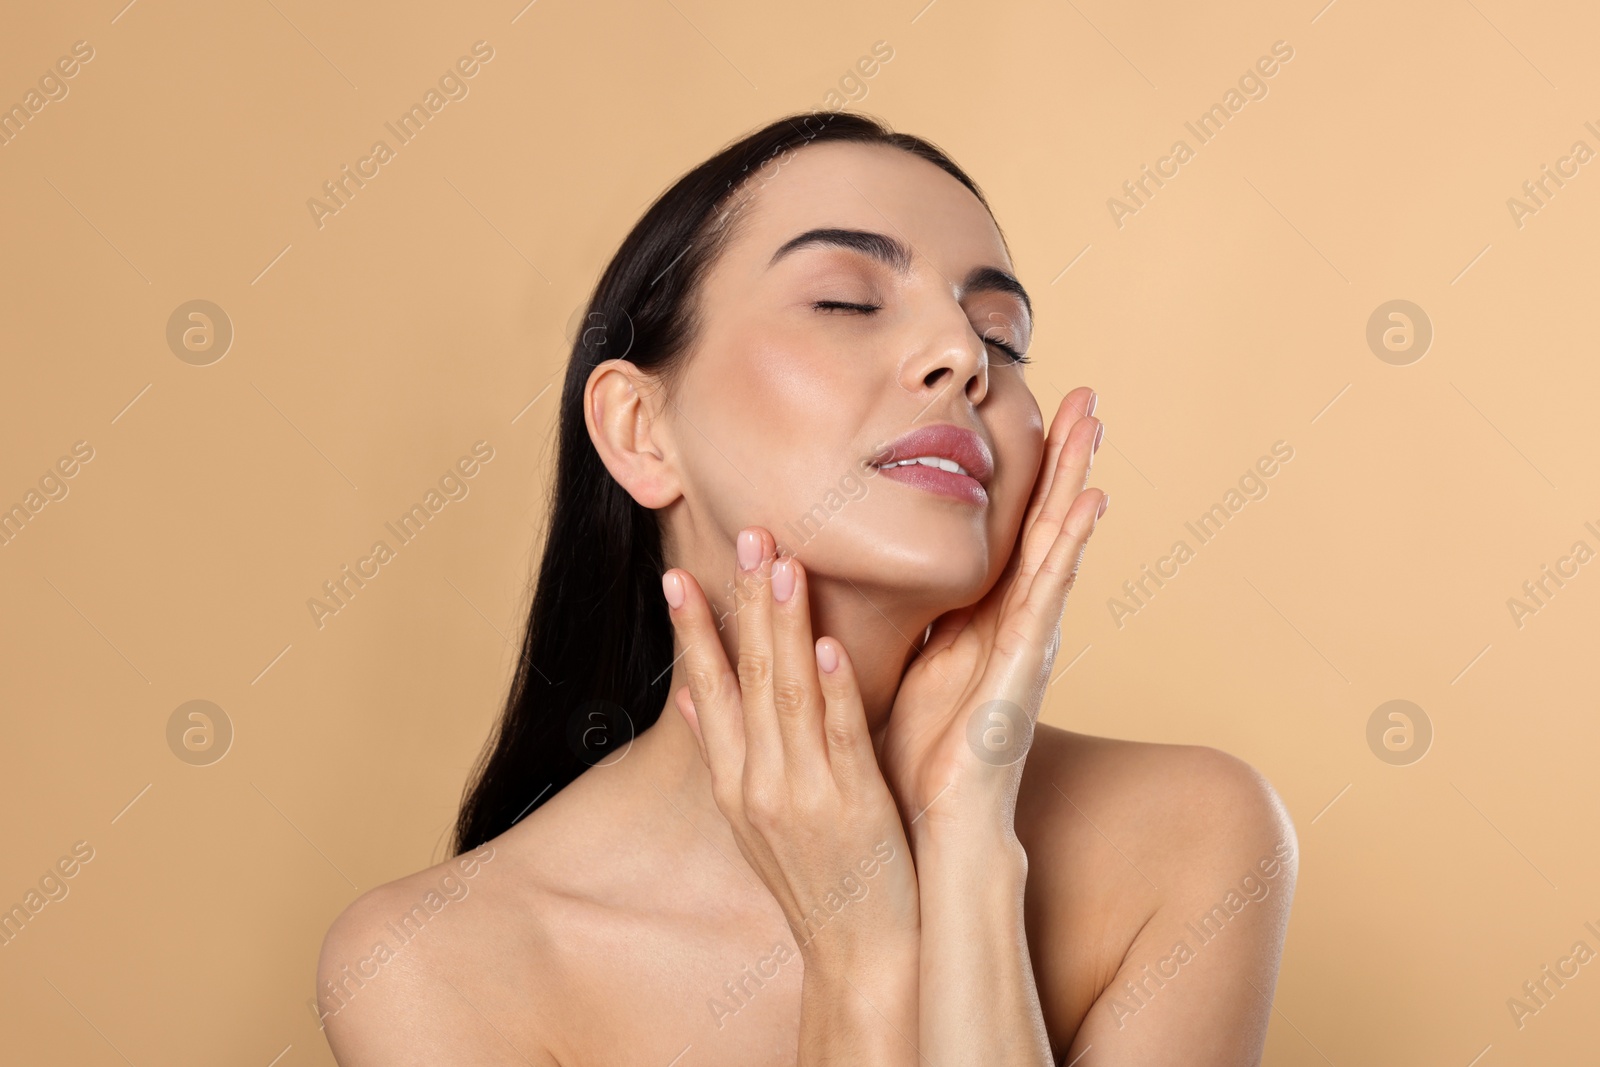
[719,140,1011,277]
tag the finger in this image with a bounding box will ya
[673,683,707,765]
[993,389,1094,596]
[768,553,828,777]
[661,567,745,779]
[813,637,878,791]
[1018,410,1100,582]
[920,603,976,659]
[732,526,782,777]
[1022,388,1096,536]
[1031,406,1099,537]
[1022,487,1107,637]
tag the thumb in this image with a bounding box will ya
[920,603,977,658]
[674,685,709,767]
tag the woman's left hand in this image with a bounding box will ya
[875,387,1106,840]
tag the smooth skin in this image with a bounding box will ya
[665,532,923,1063]
[318,140,1297,1066]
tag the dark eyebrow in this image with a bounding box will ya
[768,226,1032,324]
[768,227,913,273]
[964,265,1033,325]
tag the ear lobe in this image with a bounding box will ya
[584,359,681,509]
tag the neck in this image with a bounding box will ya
[610,572,934,876]
[697,568,935,726]
[804,570,936,723]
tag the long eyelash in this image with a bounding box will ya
[987,339,1031,365]
[812,300,882,313]
[813,301,1030,364]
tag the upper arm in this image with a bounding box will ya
[317,886,561,1067]
[1059,746,1299,1066]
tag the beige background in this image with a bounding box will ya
[3,0,1597,1063]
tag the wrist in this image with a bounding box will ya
[797,921,919,976]
[800,936,919,1033]
[909,815,1027,868]
[910,824,1029,904]
[904,763,1024,841]
[798,975,919,1067]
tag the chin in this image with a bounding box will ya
[816,519,997,603]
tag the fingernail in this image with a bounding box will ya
[1092,422,1104,455]
[1086,391,1098,417]
[772,558,795,602]
[662,572,684,609]
[816,639,839,674]
[737,529,761,572]
[1097,494,1110,520]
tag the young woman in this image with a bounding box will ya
[317,111,1298,1066]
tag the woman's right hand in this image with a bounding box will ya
[661,526,920,1000]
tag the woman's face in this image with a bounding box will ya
[658,140,1044,614]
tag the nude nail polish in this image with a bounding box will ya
[772,559,794,603]
[737,530,761,571]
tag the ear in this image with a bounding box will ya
[584,359,681,509]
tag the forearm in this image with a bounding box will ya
[798,938,921,1066]
[913,825,1054,1067]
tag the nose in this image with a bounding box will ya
[899,295,989,407]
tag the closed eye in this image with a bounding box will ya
[982,331,1030,365]
[811,301,1031,365]
[812,300,882,313]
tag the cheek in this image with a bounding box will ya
[986,403,1045,547]
[680,337,870,530]
[732,340,851,465]
[747,341,832,419]
[998,401,1045,504]
[759,370,874,528]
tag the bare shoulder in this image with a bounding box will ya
[1016,725,1300,1060]
[315,838,563,1066]
[1018,724,1297,867]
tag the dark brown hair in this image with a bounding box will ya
[452,111,993,854]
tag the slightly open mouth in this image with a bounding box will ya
[875,456,973,478]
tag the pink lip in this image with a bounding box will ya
[870,423,994,506]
